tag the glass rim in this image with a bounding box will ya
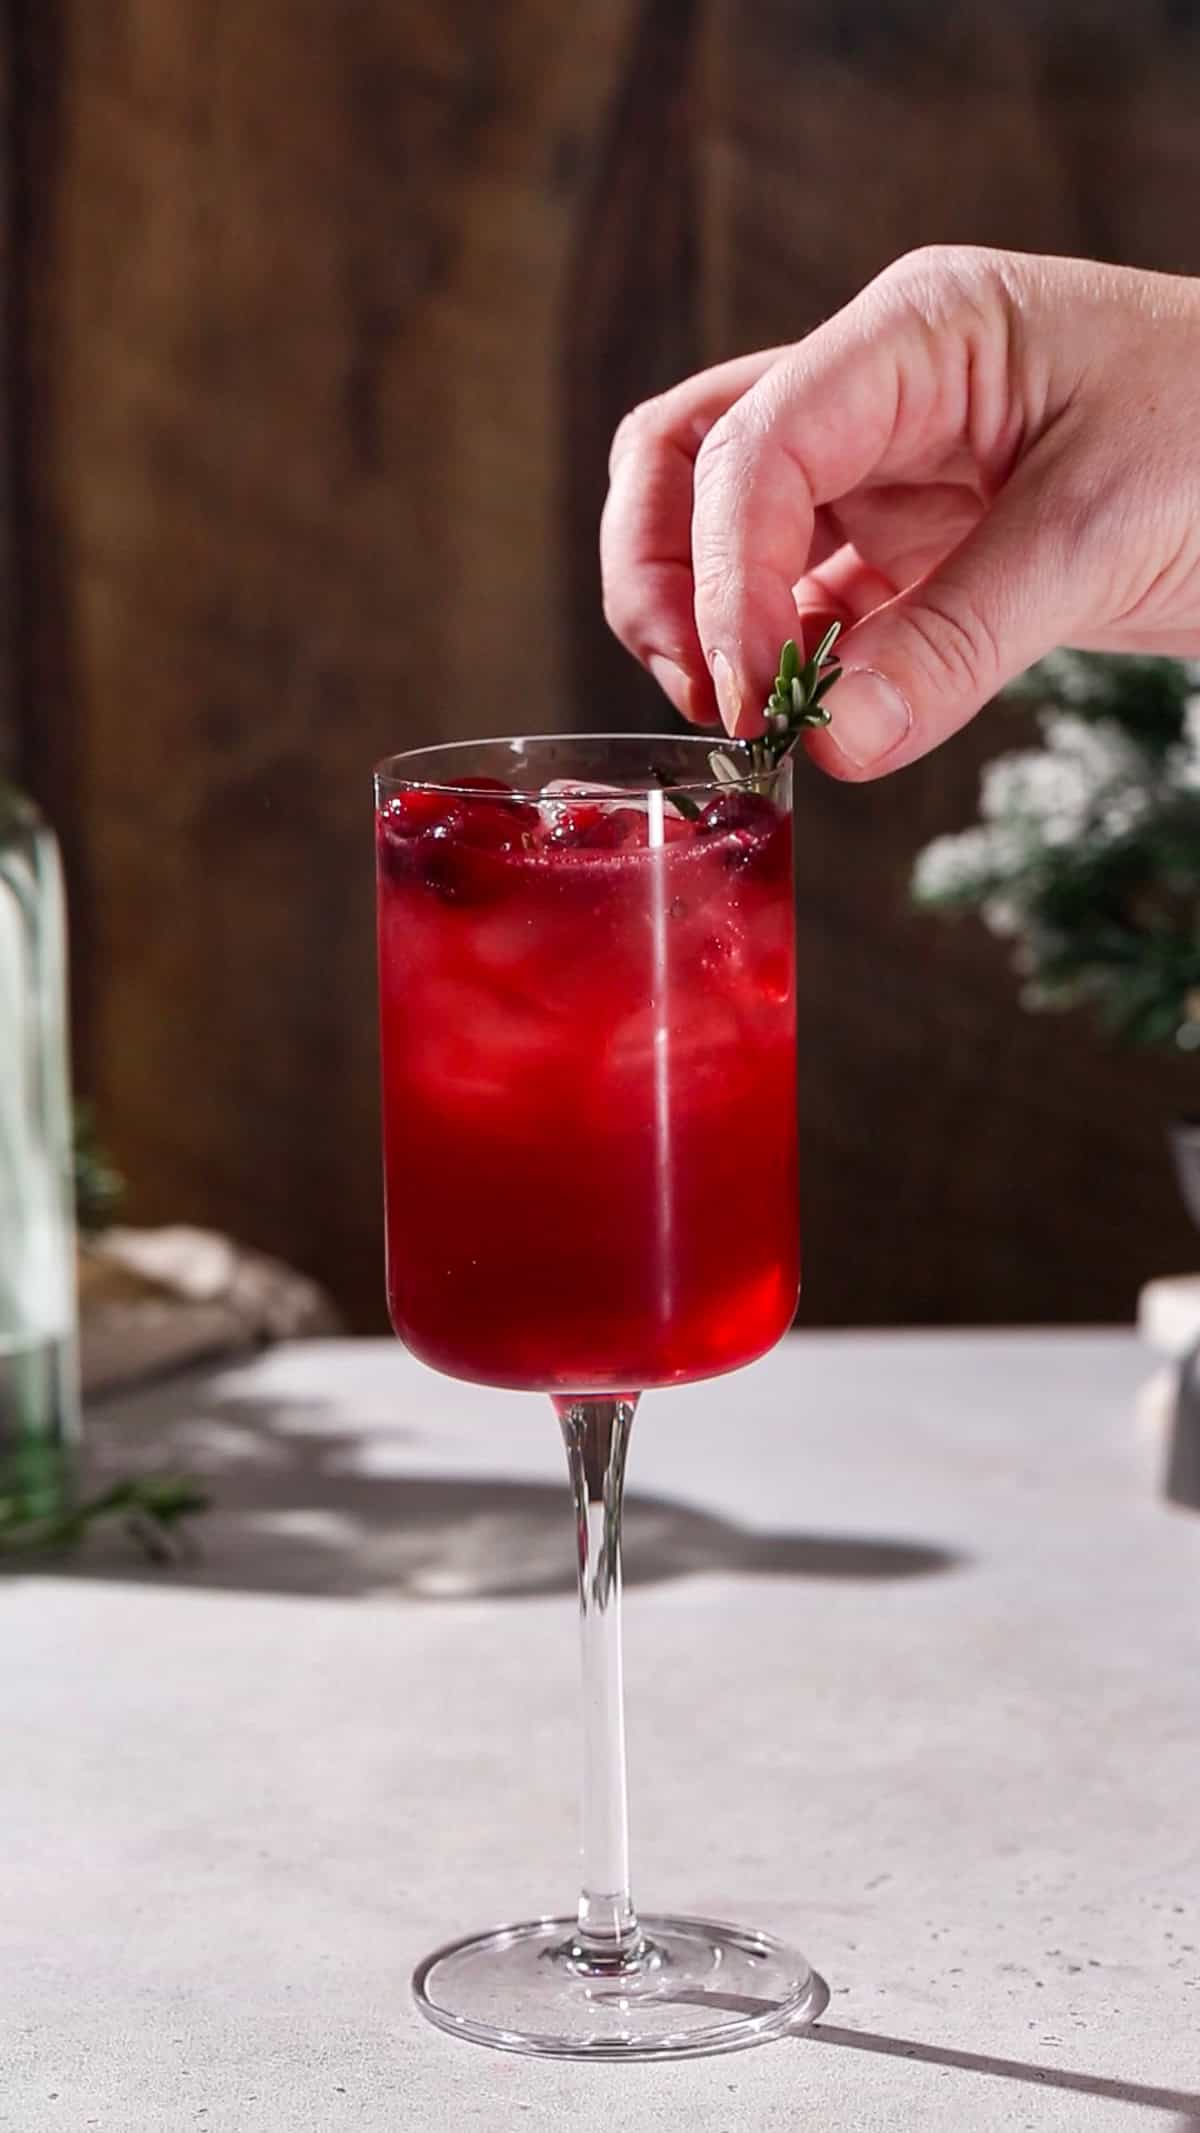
[373,732,790,802]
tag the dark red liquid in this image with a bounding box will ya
[377,785,799,1393]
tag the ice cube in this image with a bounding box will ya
[540,779,629,798]
[538,778,627,831]
[406,978,557,1106]
[538,778,690,828]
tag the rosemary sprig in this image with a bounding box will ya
[650,765,702,821]
[709,623,843,786]
[0,1474,210,1562]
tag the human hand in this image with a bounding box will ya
[600,247,1200,777]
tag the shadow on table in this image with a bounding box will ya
[808,2024,1200,2120]
[667,1985,1200,2116]
[19,1382,964,1600]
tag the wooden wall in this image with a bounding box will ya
[8,0,1200,1329]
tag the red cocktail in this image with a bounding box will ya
[377,741,798,1393]
[376,736,818,2060]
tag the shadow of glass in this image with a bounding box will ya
[1165,1350,1200,1510]
[21,1385,965,1601]
[807,2023,1200,2118]
[659,1994,1200,2109]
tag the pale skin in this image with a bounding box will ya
[600,246,1200,778]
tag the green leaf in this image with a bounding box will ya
[0,1472,209,1559]
[650,765,702,820]
[73,1103,123,1234]
[751,629,845,773]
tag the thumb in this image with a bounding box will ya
[807,463,1093,781]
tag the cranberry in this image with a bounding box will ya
[545,804,643,851]
[697,789,786,876]
[697,790,778,836]
[378,791,461,885]
[380,787,455,837]
[454,775,526,810]
[378,782,528,900]
[411,821,506,902]
[455,800,526,853]
[544,803,601,846]
[659,812,693,844]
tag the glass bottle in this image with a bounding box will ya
[0,782,79,1519]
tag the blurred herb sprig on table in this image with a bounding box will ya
[73,1102,123,1232]
[0,1107,208,1563]
[0,1474,210,1562]
[912,651,1200,1053]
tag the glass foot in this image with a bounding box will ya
[412,1914,827,2060]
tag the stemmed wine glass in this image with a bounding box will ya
[375,734,821,2057]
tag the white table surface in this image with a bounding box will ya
[5,1331,1200,2132]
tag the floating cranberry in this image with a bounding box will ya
[380,787,455,837]
[454,775,526,810]
[378,782,527,899]
[658,812,693,844]
[409,821,498,902]
[378,790,460,885]
[456,800,526,853]
[545,804,644,851]
[544,803,600,846]
[697,790,778,836]
[696,789,787,876]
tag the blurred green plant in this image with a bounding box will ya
[912,651,1200,1053]
[0,1107,208,1562]
[73,1101,123,1232]
[0,1472,210,1561]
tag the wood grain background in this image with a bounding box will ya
[7,0,1200,1329]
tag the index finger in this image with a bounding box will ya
[689,252,1021,731]
[600,349,785,723]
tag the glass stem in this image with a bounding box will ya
[555,1394,644,1969]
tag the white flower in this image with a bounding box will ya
[982,897,1022,938]
[1030,650,1096,706]
[1173,695,1200,791]
[912,827,1001,901]
[980,746,1091,844]
[1043,713,1146,806]
[978,715,1149,849]
[1099,790,1150,839]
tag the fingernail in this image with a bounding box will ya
[709,649,743,733]
[647,654,692,717]
[826,668,912,769]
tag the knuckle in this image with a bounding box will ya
[907,588,1001,699]
[608,395,667,476]
[877,243,1014,329]
[692,556,735,615]
[599,567,638,646]
[692,407,759,509]
[883,241,998,292]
